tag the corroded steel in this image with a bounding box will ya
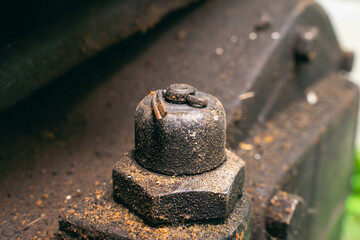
[265,191,304,239]
[59,184,252,240]
[0,0,357,239]
[135,84,226,176]
[113,149,245,223]
[59,85,251,239]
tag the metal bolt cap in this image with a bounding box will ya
[134,83,226,176]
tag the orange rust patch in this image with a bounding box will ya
[147,91,156,96]
[264,135,274,143]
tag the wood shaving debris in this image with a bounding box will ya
[239,91,255,100]
[239,142,253,151]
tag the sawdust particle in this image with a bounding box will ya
[239,142,253,151]
[264,135,274,143]
[35,199,43,207]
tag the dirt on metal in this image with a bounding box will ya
[0,0,356,238]
[59,183,252,240]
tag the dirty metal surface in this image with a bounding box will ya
[59,82,250,239]
[112,149,244,223]
[59,183,252,240]
[0,0,202,112]
[240,74,358,239]
[0,0,356,239]
[59,83,250,238]
[135,89,226,176]
[265,191,305,239]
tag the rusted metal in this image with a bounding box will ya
[0,0,357,239]
[240,74,358,240]
[164,83,196,103]
[152,91,168,120]
[59,84,252,238]
[135,85,226,176]
[59,183,252,240]
[265,191,304,239]
[113,149,245,223]
[164,83,208,107]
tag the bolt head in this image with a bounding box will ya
[266,191,304,239]
[339,50,355,72]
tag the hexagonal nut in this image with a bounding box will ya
[59,183,253,240]
[112,149,245,224]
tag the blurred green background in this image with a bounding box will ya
[341,149,360,240]
[315,2,360,239]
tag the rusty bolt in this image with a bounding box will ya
[112,84,246,224]
[294,27,318,63]
[266,191,304,239]
[339,50,355,72]
[135,83,224,176]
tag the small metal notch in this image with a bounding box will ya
[186,94,208,108]
[152,91,167,120]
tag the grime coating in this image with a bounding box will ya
[134,90,226,176]
[113,149,245,223]
[59,182,252,240]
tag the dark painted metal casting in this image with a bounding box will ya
[51,0,358,239]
